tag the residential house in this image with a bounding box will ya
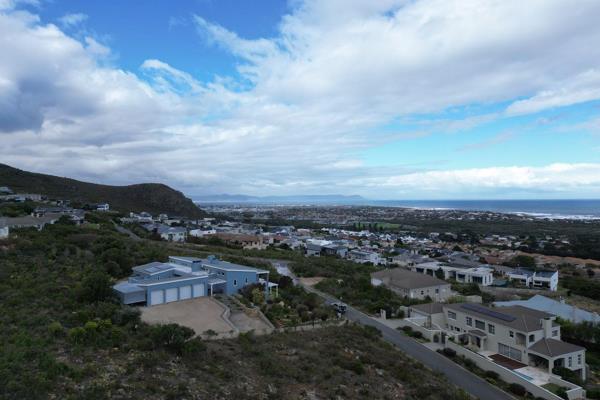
[143,223,187,242]
[189,228,217,237]
[412,261,494,286]
[113,255,276,306]
[506,269,559,291]
[212,233,266,250]
[1,214,59,230]
[96,203,110,211]
[440,303,586,380]
[349,249,382,265]
[371,268,451,301]
[0,186,13,194]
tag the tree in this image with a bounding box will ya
[252,288,265,305]
[79,271,113,303]
[512,255,536,269]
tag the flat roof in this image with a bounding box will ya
[202,258,268,273]
[113,282,145,294]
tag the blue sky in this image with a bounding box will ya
[1,0,600,199]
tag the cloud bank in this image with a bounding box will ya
[2,0,600,198]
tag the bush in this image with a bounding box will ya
[79,271,113,303]
[587,389,600,399]
[508,383,526,396]
[484,370,499,380]
[48,321,64,336]
[552,366,583,386]
[412,331,423,339]
[442,348,456,358]
[150,324,195,355]
[402,326,413,333]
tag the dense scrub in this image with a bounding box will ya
[0,221,470,399]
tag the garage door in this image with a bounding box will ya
[165,288,178,303]
[193,284,204,297]
[179,285,192,300]
[150,290,164,305]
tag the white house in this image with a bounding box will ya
[349,249,382,265]
[96,203,110,212]
[506,269,558,291]
[189,228,217,238]
[412,261,494,286]
[441,303,586,381]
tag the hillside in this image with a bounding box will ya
[0,164,204,218]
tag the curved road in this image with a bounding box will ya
[299,281,514,400]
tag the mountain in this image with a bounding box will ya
[0,164,204,218]
[194,193,368,205]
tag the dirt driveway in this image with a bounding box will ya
[140,297,236,336]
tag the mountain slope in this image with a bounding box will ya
[0,164,204,218]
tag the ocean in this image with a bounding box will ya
[370,199,600,219]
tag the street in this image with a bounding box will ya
[299,282,514,400]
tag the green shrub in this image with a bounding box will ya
[48,321,64,336]
[150,324,195,355]
[412,331,423,339]
[508,383,526,396]
[442,348,456,358]
[484,370,499,380]
[402,325,413,333]
[68,327,86,344]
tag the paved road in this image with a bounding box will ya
[113,223,142,241]
[301,284,514,400]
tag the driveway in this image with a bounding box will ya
[140,297,236,336]
[300,284,515,400]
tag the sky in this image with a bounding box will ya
[1,0,600,200]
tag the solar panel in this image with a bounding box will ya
[461,303,516,322]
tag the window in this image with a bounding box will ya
[488,324,495,335]
[529,334,535,343]
[435,288,439,294]
[466,317,472,326]
[421,290,424,295]
[475,320,485,330]
[245,278,248,284]
[568,357,572,367]
[233,279,237,286]
[509,331,514,338]
[578,354,582,365]
[448,311,457,320]
[552,329,558,337]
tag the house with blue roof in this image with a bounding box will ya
[113,255,276,306]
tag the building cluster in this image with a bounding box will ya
[0,186,112,238]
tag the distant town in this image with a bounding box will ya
[2,184,600,399]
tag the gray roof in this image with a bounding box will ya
[113,282,145,294]
[202,257,268,273]
[132,262,172,274]
[170,256,202,262]
[410,302,444,315]
[529,338,585,357]
[494,294,600,324]
[371,268,450,290]
[444,303,554,333]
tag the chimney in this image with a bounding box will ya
[542,317,553,338]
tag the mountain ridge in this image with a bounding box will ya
[0,164,204,218]
[194,193,367,204]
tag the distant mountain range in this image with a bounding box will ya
[0,164,205,218]
[194,193,368,205]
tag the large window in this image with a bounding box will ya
[498,343,522,361]
[466,317,472,326]
[488,324,495,334]
[448,311,457,320]
[475,320,485,330]
[509,331,514,338]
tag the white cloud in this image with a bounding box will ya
[2,1,600,198]
[506,70,600,116]
[58,12,88,28]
